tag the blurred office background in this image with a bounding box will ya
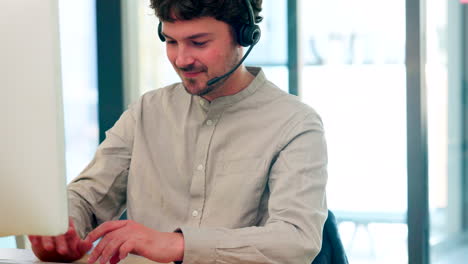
[1,1,467,263]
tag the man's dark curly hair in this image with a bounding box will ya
[149,0,263,33]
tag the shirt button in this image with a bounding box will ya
[199,100,205,106]
[206,119,213,126]
[197,164,204,171]
[192,210,199,217]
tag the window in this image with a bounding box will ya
[124,2,408,263]
[427,1,467,263]
[122,1,468,263]
[245,0,288,92]
[299,0,407,263]
[121,0,175,105]
[58,0,99,183]
[0,236,16,249]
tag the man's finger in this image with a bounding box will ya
[78,240,93,255]
[28,236,39,246]
[68,217,75,228]
[118,240,135,261]
[85,221,127,243]
[109,253,120,264]
[55,234,70,255]
[29,236,46,254]
[41,236,55,252]
[65,220,77,238]
[99,239,126,264]
[88,234,114,264]
[64,224,81,253]
[68,235,80,254]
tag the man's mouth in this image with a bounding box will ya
[182,71,202,78]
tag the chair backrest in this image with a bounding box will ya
[312,210,349,264]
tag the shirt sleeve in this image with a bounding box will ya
[179,111,328,264]
[67,107,136,238]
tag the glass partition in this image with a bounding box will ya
[245,0,288,92]
[299,0,407,263]
[120,0,468,263]
[427,0,467,263]
[0,236,16,249]
[58,0,99,183]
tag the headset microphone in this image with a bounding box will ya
[206,43,256,86]
[158,0,261,87]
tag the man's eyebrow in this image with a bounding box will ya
[163,32,213,40]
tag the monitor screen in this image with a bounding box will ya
[0,0,68,237]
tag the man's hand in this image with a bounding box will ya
[85,220,184,264]
[29,217,92,263]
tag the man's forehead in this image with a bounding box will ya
[163,31,213,40]
[161,17,228,38]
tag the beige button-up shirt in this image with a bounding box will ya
[68,67,328,264]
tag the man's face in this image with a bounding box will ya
[162,17,241,96]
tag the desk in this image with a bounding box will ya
[0,248,171,264]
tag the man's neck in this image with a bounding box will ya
[202,66,255,102]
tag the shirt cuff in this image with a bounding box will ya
[175,227,218,263]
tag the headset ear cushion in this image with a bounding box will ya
[250,25,261,45]
[238,24,261,47]
[158,22,165,42]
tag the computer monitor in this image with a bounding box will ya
[0,0,69,237]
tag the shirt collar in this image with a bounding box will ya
[196,67,266,110]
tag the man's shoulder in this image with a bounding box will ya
[255,80,319,118]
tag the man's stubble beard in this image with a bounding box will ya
[181,47,241,97]
[183,76,220,97]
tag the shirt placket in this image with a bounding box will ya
[188,105,220,226]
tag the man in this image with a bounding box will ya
[29,1,328,263]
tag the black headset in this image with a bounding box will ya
[157,0,261,86]
[157,0,261,47]
[235,0,261,46]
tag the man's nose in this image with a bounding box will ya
[175,46,195,68]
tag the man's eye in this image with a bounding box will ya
[192,41,207,47]
[166,40,177,45]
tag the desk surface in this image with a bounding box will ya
[0,248,170,264]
